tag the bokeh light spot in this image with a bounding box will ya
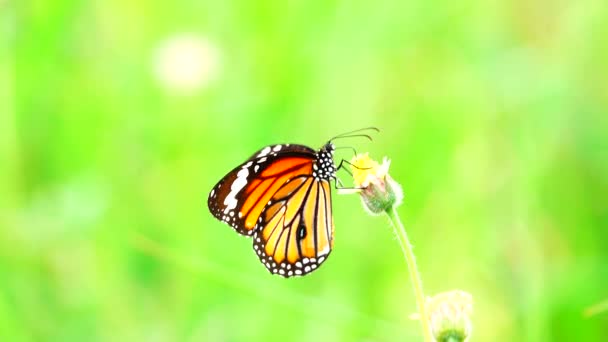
[151,34,221,95]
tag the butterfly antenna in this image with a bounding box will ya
[329,127,380,142]
[331,133,374,142]
[333,145,358,156]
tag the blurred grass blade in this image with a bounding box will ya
[584,299,608,318]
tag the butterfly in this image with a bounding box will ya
[207,128,377,277]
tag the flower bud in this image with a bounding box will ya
[349,153,403,215]
[419,290,473,342]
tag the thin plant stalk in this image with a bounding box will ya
[386,206,433,342]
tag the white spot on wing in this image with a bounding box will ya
[318,244,330,255]
[257,146,271,157]
[223,167,249,213]
[272,145,282,152]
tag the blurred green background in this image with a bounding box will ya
[3,0,608,340]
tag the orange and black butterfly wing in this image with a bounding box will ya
[208,144,318,236]
[252,176,334,277]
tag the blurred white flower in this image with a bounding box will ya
[411,290,473,342]
[152,34,221,94]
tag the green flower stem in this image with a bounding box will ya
[386,206,433,342]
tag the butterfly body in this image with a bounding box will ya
[208,142,337,277]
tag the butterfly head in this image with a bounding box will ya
[313,142,337,180]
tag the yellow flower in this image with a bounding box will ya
[350,153,391,188]
[349,153,402,214]
[412,290,474,342]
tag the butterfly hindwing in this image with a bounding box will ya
[252,177,334,277]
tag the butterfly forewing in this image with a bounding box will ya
[207,144,317,236]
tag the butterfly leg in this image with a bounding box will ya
[333,159,372,192]
[333,177,365,191]
[336,158,371,173]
